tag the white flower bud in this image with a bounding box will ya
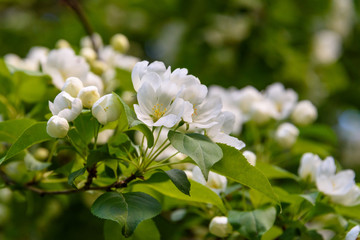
[62,77,84,97]
[55,39,71,49]
[346,225,360,240]
[250,100,279,125]
[78,86,100,108]
[91,60,108,75]
[209,216,232,238]
[33,147,49,161]
[243,150,256,166]
[80,47,97,62]
[110,33,130,53]
[291,100,317,126]
[92,94,122,125]
[275,123,299,148]
[47,116,69,138]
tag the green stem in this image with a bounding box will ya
[146,161,186,171]
[47,140,58,163]
[146,126,163,160]
[93,123,101,150]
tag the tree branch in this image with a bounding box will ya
[61,0,99,53]
[0,168,138,196]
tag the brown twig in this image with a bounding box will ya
[61,0,99,53]
[0,168,138,196]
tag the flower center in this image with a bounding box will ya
[151,103,167,122]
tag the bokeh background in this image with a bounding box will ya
[0,0,360,239]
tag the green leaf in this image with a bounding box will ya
[212,144,279,205]
[91,192,128,224]
[229,207,276,239]
[168,131,223,180]
[131,171,227,213]
[91,192,161,238]
[256,162,298,180]
[123,192,162,237]
[335,204,360,219]
[87,146,112,167]
[104,219,160,240]
[68,167,86,188]
[0,119,36,143]
[14,70,50,103]
[24,152,51,171]
[0,122,52,165]
[165,169,191,196]
[73,111,99,144]
[114,93,154,148]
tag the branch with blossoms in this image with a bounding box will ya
[1,29,360,240]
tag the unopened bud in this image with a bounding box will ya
[62,77,84,98]
[110,33,130,53]
[78,86,100,108]
[291,100,317,126]
[47,116,69,138]
[275,122,299,148]
[56,39,71,49]
[209,216,232,237]
[80,47,97,62]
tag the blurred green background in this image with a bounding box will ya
[1,0,360,239]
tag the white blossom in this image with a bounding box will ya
[49,91,82,121]
[264,83,298,120]
[131,61,170,91]
[250,99,279,125]
[83,72,104,95]
[291,100,318,126]
[313,30,342,65]
[134,74,184,128]
[275,122,299,148]
[42,48,89,89]
[243,150,256,166]
[298,153,322,182]
[192,166,227,195]
[316,157,355,197]
[209,216,232,238]
[207,112,245,150]
[46,116,69,138]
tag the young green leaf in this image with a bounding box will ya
[165,169,191,196]
[212,144,279,205]
[168,131,223,180]
[73,111,99,144]
[229,207,276,239]
[68,167,86,188]
[0,122,52,165]
[0,118,36,143]
[122,192,162,237]
[14,70,50,103]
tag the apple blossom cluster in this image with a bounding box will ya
[298,153,360,206]
[131,60,245,151]
[46,77,121,138]
[4,33,139,95]
[209,83,317,148]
